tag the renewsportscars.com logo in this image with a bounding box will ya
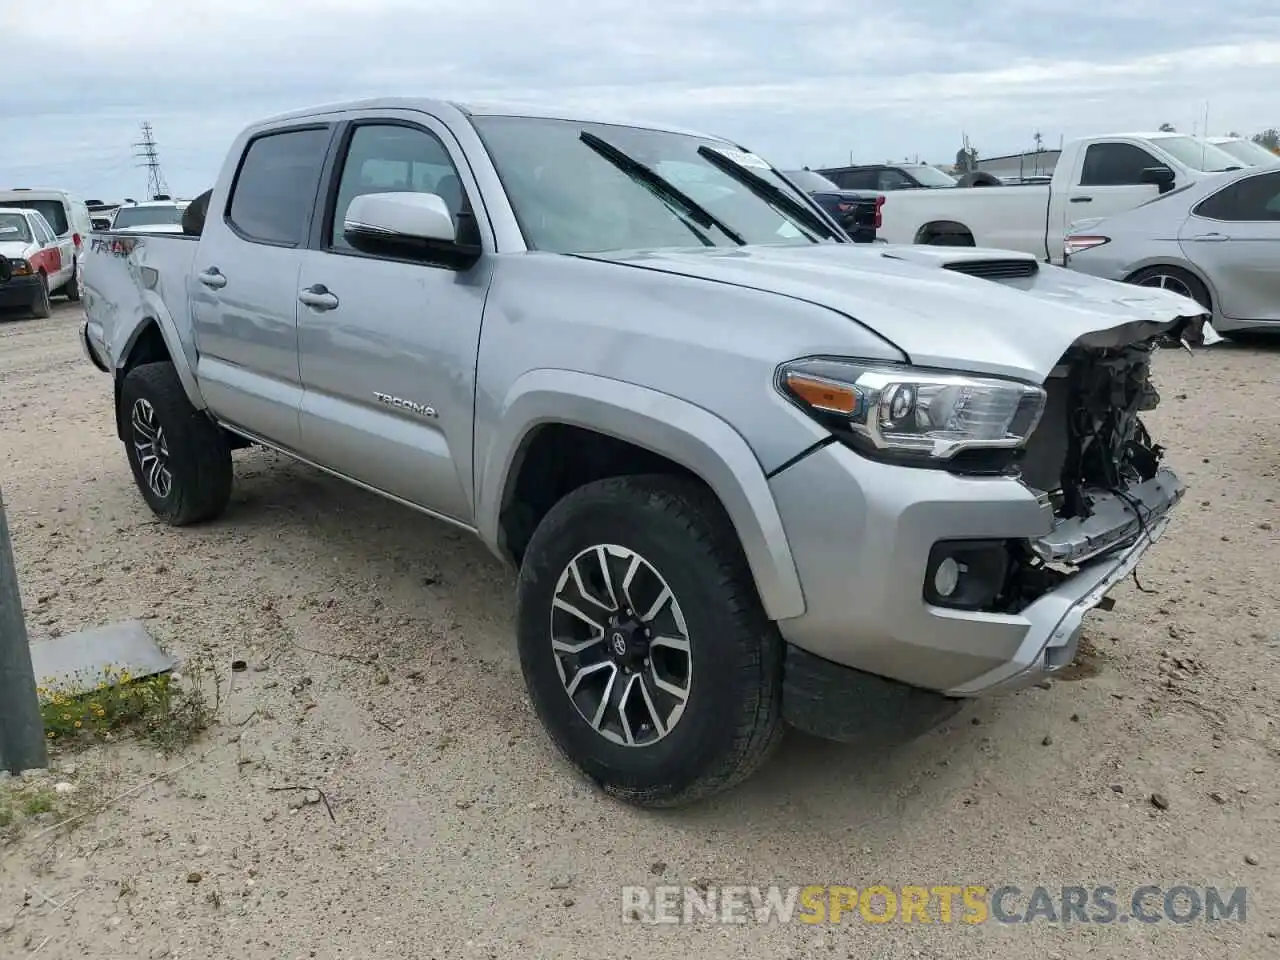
[621,884,1249,926]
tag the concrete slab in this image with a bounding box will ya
[29,620,176,696]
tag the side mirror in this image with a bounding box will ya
[343,192,480,267]
[1139,165,1176,194]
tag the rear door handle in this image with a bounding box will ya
[1189,232,1229,242]
[1070,196,1093,203]
[197,268,227,289]
[298,284,339,310]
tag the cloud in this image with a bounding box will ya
[2,0,1277,199]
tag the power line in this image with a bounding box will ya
[132,121,170,200]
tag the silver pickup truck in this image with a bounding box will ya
[80,98,1202,807]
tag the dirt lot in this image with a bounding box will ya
[0,303,1277,959]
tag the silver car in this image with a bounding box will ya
[1064,166,1280,335]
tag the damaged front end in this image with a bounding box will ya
[1002,326,1186,612]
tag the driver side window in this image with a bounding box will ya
[329,123,468,251]
[1080,143,1161,186]
[32,216,53,245]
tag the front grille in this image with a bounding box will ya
[943,259,1038,280]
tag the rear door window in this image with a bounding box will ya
[226,127,332,245]
[1194,171,1280,221]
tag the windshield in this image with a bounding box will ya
[1152,136,1243,173]
[112,204,185,229]
[0,212,32,243]
[471,116,840,253]
[2,198,67,234]
[1214,139,1280,167]
[782,170,841,192]
[906,164,959,187]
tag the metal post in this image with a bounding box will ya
[0,487,47,773]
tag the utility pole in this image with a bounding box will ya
[0,489,47,773]
[133,121,170,200]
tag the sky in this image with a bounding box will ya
[4,0,1280,202]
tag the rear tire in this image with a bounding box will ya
[516,474,783,807]
[30,274,51,319]
[119,361,232,525]
[64,260,82,302]
[1125,265,1211,312]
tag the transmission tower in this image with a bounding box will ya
[133,122,170,199]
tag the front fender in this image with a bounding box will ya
[476,369,807,622]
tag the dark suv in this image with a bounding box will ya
[780,169,881,242]
[817,163,958,191]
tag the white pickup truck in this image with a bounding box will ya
[879,132,1246,263]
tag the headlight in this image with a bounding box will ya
[777,358,1046,464]
[9,258,32,276]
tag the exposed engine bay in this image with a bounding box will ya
[996,337,1187,612]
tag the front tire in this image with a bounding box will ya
[30,273,51,318]
[516,474,783,807]
[119,361,232,525]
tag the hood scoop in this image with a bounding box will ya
[942,258,1039,280]
[879,246,1039,281]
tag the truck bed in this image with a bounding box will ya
[82,231,199,373]
[877,183,1053,260]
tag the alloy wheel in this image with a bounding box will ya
[1136,272,1194,301]
[130,398,173,498]
[549,544,692,747]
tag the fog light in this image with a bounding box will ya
[933,557,962,597]
[923,540,1010,611]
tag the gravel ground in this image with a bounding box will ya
[0,303,1277,959]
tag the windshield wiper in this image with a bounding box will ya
[696,145,838,241]
[579,131,745,246]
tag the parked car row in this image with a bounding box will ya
[0,188,89,317]
[1064,164,1280,336]
[79,96,1207,806]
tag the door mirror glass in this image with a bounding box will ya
[342,191,478,266]
[1139,165,1176,193]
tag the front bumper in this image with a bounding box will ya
[0,273,40,309]
[769,441,1183,700]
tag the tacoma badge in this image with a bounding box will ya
[373,392,438,418]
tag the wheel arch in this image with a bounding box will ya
[476,370,807,622]
[914,220,976,246]
[112,314,206,440]
[1122,258,1218,314]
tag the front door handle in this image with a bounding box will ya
[196,268,227,289]
[298,284,339,310]
[1189,232,1229,242]
[1070,196,1093,203]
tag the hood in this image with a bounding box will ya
[578,243,1204,381]
[0,239,35,259]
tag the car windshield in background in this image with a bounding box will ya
[1214,139,1280,167]
[5,199,67,234]
[782,170,841,192]
[907,164,959,187]
[1153,136,1244,173]
[112,205,185,229]
[0,213,32,243]
[471,116,840,253]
